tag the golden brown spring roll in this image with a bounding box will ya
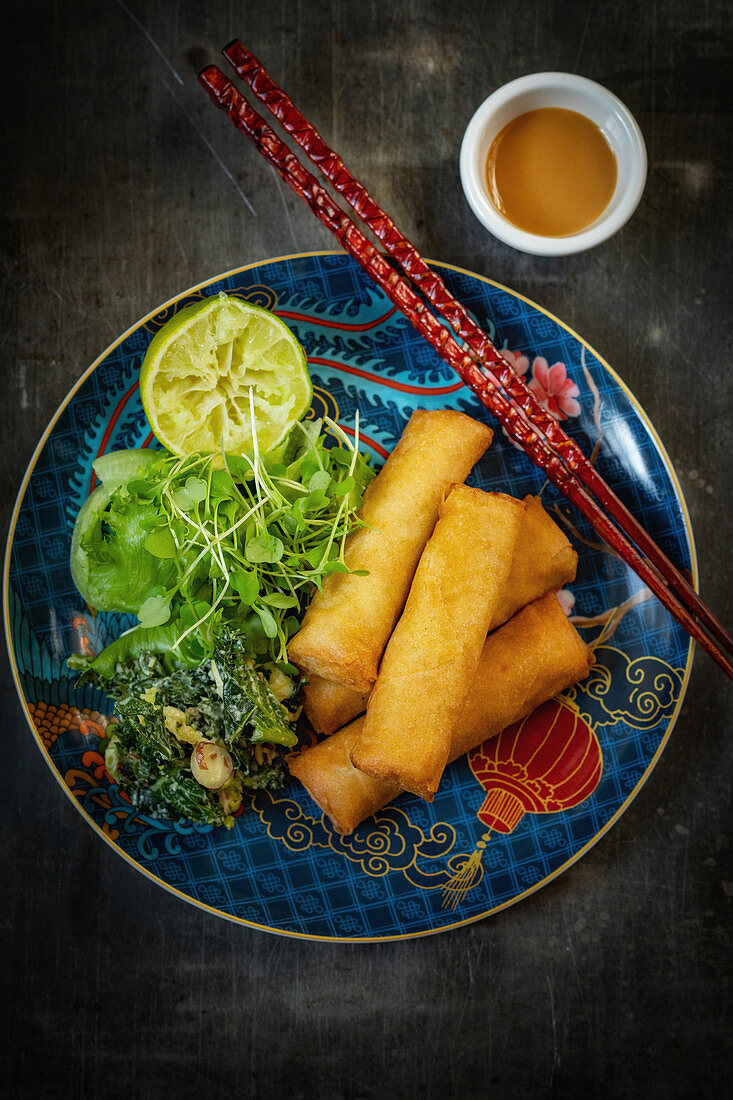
[301,676,371,737]
[350,487,526,800]
[289,594,594,834]
[290,721,403,833]
[493,495,577,627]
[287,409,493,692]
[301,494,577,735]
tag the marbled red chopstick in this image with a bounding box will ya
[198,63,733,678]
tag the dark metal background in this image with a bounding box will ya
[2,2,730,1096]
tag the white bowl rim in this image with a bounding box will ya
[459,71,648,256]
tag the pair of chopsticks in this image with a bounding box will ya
[199,42,733,679]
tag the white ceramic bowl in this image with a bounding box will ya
[459,72,647,256]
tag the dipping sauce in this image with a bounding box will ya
[486,107,618,237]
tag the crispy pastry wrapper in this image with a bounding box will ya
[287,409,493,692]
[289,721,403,833]
[301,493,577,736]
[492,495,577,628]
[288,594,594,834]
[350,487,526,800]
[300,676,371,737]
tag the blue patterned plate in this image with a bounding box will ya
[4,252,694,940]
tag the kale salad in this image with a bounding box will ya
[69,417,373,829]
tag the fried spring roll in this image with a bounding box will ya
[350,487,525,800]
[288,594,594,834]
[301,494,577,735]
[287,410,493,692]
[492,495,577,627]
[301,676,371,737]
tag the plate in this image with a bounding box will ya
[4,252,694,941]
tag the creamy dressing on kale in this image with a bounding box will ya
[84,632,297,828]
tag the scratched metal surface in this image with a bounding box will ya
[1,1,731,1096]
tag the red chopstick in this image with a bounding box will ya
[221,40,732,664]
[198,61,733,679]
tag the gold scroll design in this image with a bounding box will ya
[306,386,340,431]
[567,645,685,730]
[237,285,278,311]
[247,790,464,883]
[143,285,278,336]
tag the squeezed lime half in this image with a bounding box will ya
[140,292,312,455]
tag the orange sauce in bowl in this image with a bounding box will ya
[486,107,618,237]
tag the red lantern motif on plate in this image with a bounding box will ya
[441,697,603,908]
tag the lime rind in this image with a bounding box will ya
[140,293,312,455]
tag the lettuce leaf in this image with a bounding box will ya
[70,463,179,613]
[68,620,204,680]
